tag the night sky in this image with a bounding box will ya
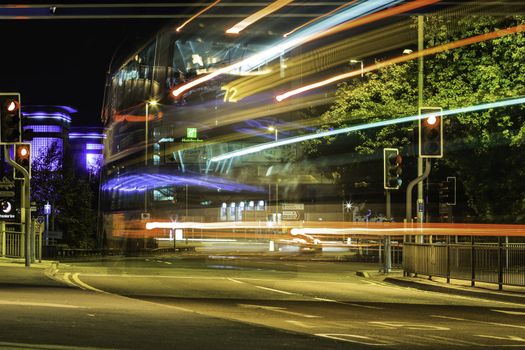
[0,18,168,126]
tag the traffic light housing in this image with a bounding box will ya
[0,93,22,143]
[384,148,402,190]
[419,107,443,158]
[14,143,31,180]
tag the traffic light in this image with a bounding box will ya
[384,148,402,190]
[419,107,443,158]
[14,143,31,180]
[0,93,22,143]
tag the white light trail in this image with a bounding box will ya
[210,96,525,162]
[172,0,402,97]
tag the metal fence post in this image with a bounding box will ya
[498,236,503,290]
[1,221,5,257]
[446,235,450,284]
[471,235,475,287]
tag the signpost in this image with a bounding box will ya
[281,203,304,221]
[44,202,51,245]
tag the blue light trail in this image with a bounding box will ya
[210,96,525,162]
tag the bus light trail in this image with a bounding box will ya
[210,96,525,162]
[176,0,221,32]
[172,0,414,98]
[226,0,294,35]
[276,24,525,102]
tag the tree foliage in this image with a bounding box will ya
[31,142,97,247]
[313,15,525,223]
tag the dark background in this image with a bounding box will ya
[0,18,168,126]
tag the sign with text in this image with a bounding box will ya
[282,203,304,211]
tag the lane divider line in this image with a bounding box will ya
[227,278,245,284]
[0,300,86,309]
[431,315,525,330]
[254,286,294,295]
[492,309,525,316]
[314,297,383,310]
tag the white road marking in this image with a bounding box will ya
[72,273,109,294]
[285,320,316,328]
[431,315,525,330]
[314,297,383,310]
[227,277,245,284]
[492,309,525,316]
[315,333,394,346]
[254,285,294,295]
[369,321,449,331]
[477,335,525,342]
[63,272,84,289]
[238,304,321,318]
[0,300,85,309]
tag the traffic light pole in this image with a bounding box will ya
[406,158,431,243]
[384,190,392,273]
[417,15,425,226]
[3,145,31,267]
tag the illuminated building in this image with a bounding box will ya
[21,105,104,175]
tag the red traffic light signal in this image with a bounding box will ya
[419,107,443,158]
[14,143,31,180]
[0,93,22,143]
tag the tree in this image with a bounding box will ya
[31,142,97,247]
[311,15,525,223]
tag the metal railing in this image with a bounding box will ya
[1,222,42,261]
[404,239,525,289]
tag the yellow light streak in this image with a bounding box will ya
[172,0,435,98]
[276,24,525,101]
[176,0,221,32]
[226,0,295,35]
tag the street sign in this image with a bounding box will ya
[0,199,15,220]
[282,203,304,211]
[44,203,51,215]
[141,212,151,220]
[417,200,425,213]
[282,210,303,221]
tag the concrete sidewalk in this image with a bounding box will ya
[383,274,525,305]
[0,257,58,269]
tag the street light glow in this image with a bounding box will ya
[426,115,437,125]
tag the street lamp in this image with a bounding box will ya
[267,126,279,221]
[350,59,364,77]
[268,125,278,141]
[144,99,158,215]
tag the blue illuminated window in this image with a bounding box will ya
[24,125,62,133]
[86,143,104,150]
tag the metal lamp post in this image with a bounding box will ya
[350,59,364,77]
[268,126,279,221]
[144,100,157,215]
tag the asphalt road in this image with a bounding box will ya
[2,254,525,349]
